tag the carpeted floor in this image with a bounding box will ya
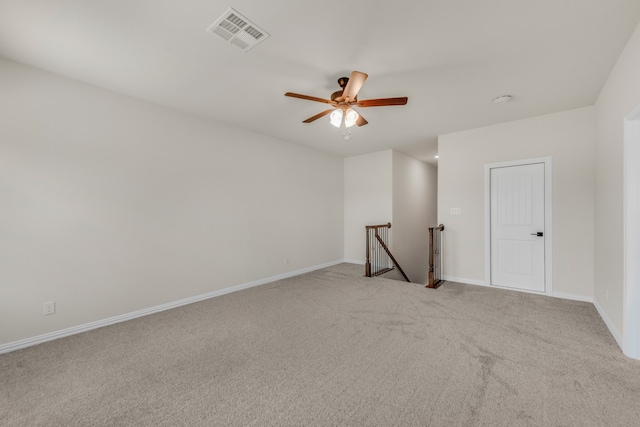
[2,263,640,426]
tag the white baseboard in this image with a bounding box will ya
[5,261,623,357]
[444,276,595,302]
[592,298,624,350]
[442,275,487,287]
[0,259,344,355]
[444,276,553,296]
[552,291,593,303]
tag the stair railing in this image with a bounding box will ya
[426,224,445,288]
[365,222,410,282]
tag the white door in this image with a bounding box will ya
[490,163,545,292]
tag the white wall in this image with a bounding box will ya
[0,58,344,347]
[343,150,393,263]
[392,151,437,284]
[594,21,640,339]
[438,107,595,299]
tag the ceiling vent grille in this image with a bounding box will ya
[207,8,270,52]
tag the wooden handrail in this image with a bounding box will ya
[365,222,392,230]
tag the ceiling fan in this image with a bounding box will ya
[284,71,408,138]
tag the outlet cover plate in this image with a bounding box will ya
[43,301,55,315]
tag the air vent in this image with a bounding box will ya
[207,8,270,52]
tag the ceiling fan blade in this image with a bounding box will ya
[356,97,408,107]
[356,113,368,127]
[285,92,335,105]
[303,109,334,123]
[342,71,368,101]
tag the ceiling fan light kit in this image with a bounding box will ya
[285,71,408,139]
[330,108,359,128]
[330,108,360,140]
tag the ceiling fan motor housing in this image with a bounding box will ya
[332,77,352,102]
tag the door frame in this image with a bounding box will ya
[484,157,553,295]
[624,105,640,360]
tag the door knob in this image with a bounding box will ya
[530,232,544,237]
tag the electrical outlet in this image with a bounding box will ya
[450,208,461,215]
[284,257,289,265]
[43,301,55,315]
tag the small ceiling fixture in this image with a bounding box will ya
[492,95,513,104]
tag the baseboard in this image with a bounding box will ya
[552,291,593,303]
[6,262,619,356]
[592,298,624,350]
[0,259,344,355]
[442,275,487,287]
[444,276,552,296]
[444,276,595,302]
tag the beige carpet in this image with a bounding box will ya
[2,263,640,426]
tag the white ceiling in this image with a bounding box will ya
[1,1,639,165]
